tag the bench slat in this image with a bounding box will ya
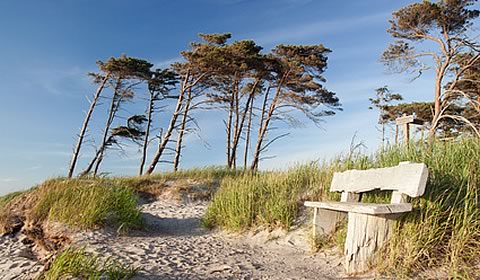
[330,162,428,197]
[304,201,412,215]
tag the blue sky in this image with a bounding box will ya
[0,0,436,194]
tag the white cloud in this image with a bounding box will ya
[153,57,183,69]
[0,178,19,183]
[252,12,389,46]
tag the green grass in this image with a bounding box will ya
[31,179,142,231]
[0,166,240,233]
[41,247,137,280]
[203,138,480,277]
[0,191,25,210]
[149,166,245,180]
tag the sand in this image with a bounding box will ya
[0,197,347,280]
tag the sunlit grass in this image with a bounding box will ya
[41,247,137,280]
[204,138,480,277]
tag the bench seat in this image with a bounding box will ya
[304,162,429,274]
[304,201,412,215]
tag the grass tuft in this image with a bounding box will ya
[41,247,137,280]
[31,179,142,231]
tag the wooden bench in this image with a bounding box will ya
[304,161,429,274]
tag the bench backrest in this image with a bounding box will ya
[330,162,428,198]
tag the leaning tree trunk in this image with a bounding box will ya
[145,73,191,175]
[68,74,109,178]
[82,79,122,176]
[243,94,254,170]
[225,85,235,168]
[173,87,193,171]
[139,91,155,176]
[250,76,287,171]
[230,81,259,169]
[428,55,451,143]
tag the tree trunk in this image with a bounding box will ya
[145,73,191,175]
[230,80,259,170]
[139,91,155,176]
[250,85,272,170]
[173,87,192,171]
[67,75,109,178]
[429,55,451,143]
[251,76,286,171]
[225,83,236,168]
[82,78,122,177]
[243,94,254,170]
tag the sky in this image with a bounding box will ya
[0,0,439,195]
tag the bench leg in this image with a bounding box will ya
[312,208,345,240]
[344,213,393,274]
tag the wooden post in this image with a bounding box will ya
[344,213,393,274]
[312,208,342,240]
[311,192,360,241]
[403,122,410,145]
[396,114,424,146]
[395,125,399,145]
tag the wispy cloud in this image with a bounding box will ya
[253,12,389,46]
[154,57,183,69]
[27,165,43,171]
[0,178,19,183]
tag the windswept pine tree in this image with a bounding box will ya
[138,69,178,176]
[382,0,480,140]
[250,44,341,170]
[80,55,152,177]
[68,69,110,178]
[145,35,221,174]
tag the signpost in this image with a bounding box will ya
[395,114,424,144]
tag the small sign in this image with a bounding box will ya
[396,115,414,125]
[395,115,424,125]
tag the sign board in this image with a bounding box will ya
[395,115,424,125]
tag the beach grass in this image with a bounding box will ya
[41,247,137,280]
[203,138,480,277]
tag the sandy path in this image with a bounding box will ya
[0,235,44,279]
[0,198,346,279]
[74,199,345,280]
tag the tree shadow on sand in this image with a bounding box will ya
[127,212,208,237]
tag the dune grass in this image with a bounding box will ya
[41,247,137,280]
[31,179,143,231]
[0,191,25,210]
[150,166,245,181]
[0,166,239,233]
[203,138,480,277]
[0,178,142,234]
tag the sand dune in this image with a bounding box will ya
[0,198,346,279]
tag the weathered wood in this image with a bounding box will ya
[330,162,428,197]
[304,161,429,275]
[312,208,344,240]
[403,123,410,144]
[395,114,425,125]
[344,213,393,274]
[391,191,409,203]
[341,192,361,202]
[304,201,412,215]
[395,114,415,125]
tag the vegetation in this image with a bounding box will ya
[0,179,142,233]
[41,247,137,280]
[67,33,340,177]
[382,0,480,140]
[0,191,24,210]
[204,137,480,277]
